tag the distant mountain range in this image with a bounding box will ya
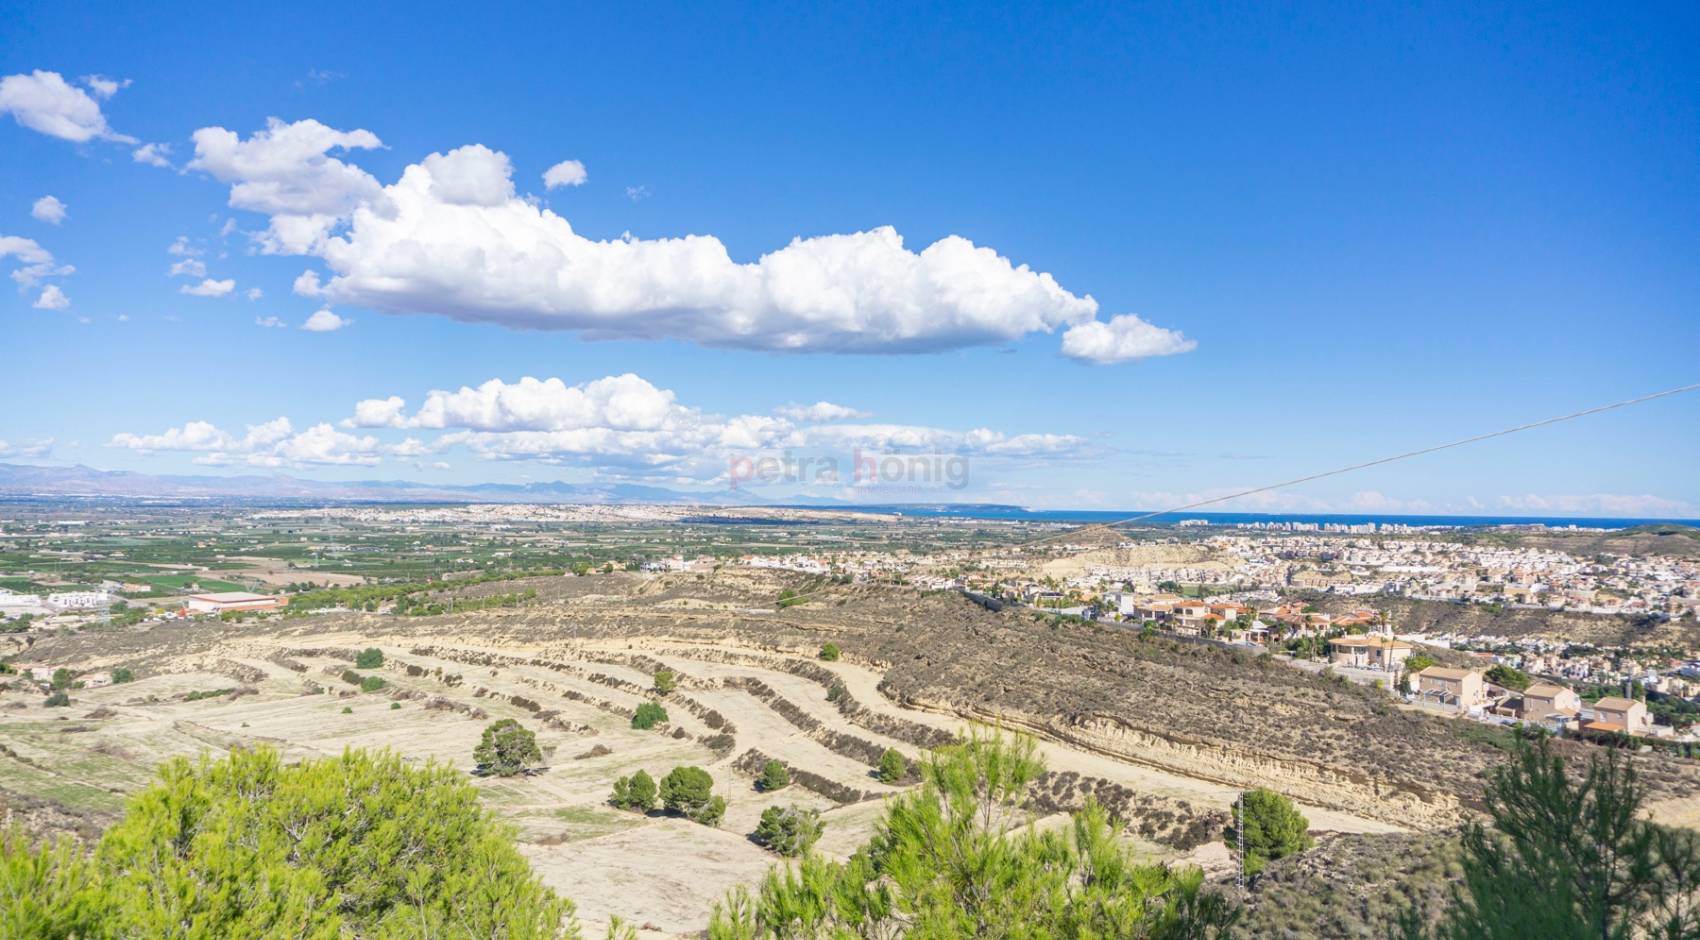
[0,463,780,505]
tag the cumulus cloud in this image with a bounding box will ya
[132,142,172,168]
[1060,314,1197,364]
[188,117,384,253]
[333,372,1088,474]
[32,284,70,310]
[1496,493,1696,517]
[193,122,1189,356]
[246,287,263,301]
[0,438,54,459]
[109,415,380,467]
[80,75,130,99]
[342,395,406,428]
[803,423,1089,458]
[352,374,686,432]
[117,371,1096,481]
[168,258,207,278]
[0,70,134,143]
[301,309,348,331]
[255,315,286,328]
[180,277,235,297]
[31,195,66,225]
[775,401,871,422]
[1,234,73,289]
[542,158,587,189]
[420,144,513,206]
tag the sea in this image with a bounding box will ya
[814,505,1700,530]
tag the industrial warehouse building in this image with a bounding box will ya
[184,591,287,614]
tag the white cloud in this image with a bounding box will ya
[1060,313,1197,364]
[188,117,385,253]
[31,195,67,225]
[246,287,263,301]
[803,423,1090,458]
[32,284,69,310]
[625,185,650,202]
[335,372,1090,477]
[420,144,513,206]
[168,258,207,278]
[0,70,134,143]
[1,234,73,288]
[342,395,406,428]
[80,75,130,99]
[108,416,379,467]
[255,315,286,328]
[111,420,239,452]
[366,374,686,432]
[275,423,380,465]
[0,438,54,459]
[1496,493,1696,517]
[775,401,871,422]
[542,158,587,189]
[168,235,202,257]
[301,309,348,331]
[313,148,1097,352]
[112,371,1096,482]
[180,278,236,297]
[192,120,1191,358]
[291,269,324,297]
[132,142,173,168]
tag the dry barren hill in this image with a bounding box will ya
[3,568,1696,935]
[1306,593,1700,648]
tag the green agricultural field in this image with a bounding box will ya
[134,574,249,594]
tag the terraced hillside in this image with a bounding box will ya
[3,568,1695,935]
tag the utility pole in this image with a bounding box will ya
[1235,790,1247,889]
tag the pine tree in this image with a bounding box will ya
[1225,788,1314,876]
[758,760,790,792]
[876,748,907,784]
[0,748,579,937]
[474,718,542,776]
[708,728,1238,938]
[1417,740,1700,939]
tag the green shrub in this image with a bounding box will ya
[631,702,668,730]
[473,719,541,776]
[359,675,386,693]
[611,770,658,812]
[50,668,75,691]
[1485,664,1531,691]
[340,706,353,714]
[877,748,908,784]
[389,702,401,710]
[696,795,727,828]
[653,670,677,695]
[707,729,1235,938]
[818,642,841,662]
[660,766,723,825]
[355,648,384,669]
[43,690,70,708]
[0,747,576,936]
[826,683,846,704]
[1226,788,1314,876]
[109,667,135,684]
[757,759,790,792]
[753,805,822,856]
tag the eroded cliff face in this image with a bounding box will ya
[893,695,1463,830]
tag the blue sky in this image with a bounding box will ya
[3,1,1697,516]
